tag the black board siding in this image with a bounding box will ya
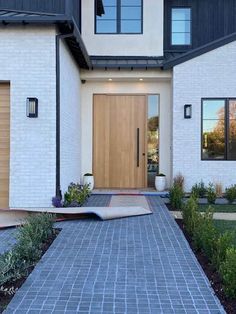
[165,0,236,52]
[0,0,81,31]
[0,0,65,13]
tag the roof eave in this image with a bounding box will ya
[163,32,236,69]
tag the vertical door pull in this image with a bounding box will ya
[137,128,140,167]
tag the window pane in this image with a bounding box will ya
[229,119,236,159]
[97,6,117,19]
[202,120,225,160]
[171,33,191,45]
[203,100,225,119]
[103,0,116,5]
[172,8,191,20]
[229,100,236,119]
[147,95,159,187]
[121,0,141,5]
[172,20,190,32]
[121,7,141,19]
[121,20,141,33]
[96,20,117,33]
[171,8,191,45]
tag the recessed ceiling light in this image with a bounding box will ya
[139,78,143,81]
[108,78,113,81]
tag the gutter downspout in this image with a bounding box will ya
[55,32,73,198]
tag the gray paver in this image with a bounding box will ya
[0,227,17,254]
[3,196,225,313]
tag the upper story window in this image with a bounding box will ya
[202,99,236,160]
[171,8,191,45]
[95,0,142,34]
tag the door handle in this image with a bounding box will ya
[137,128,140,167]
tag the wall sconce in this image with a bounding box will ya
[26,98,38,118]
[184,104,192,119]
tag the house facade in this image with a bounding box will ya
[0,0,236,208]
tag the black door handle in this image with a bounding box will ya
[137,128,140,167]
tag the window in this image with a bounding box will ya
[202,99,236,160]
[95,0,142,34]
[171,8,191,45]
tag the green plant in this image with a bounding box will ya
[219,247,236,298]
[0,213,55,288]
[15,213,54,262]
[225,185,236,204]
[191,181,206,198]
[64,183,90,207]
[212,231,234,270]
[206,183,217,204]
[182,195,199,236]
[193,207,217,259]
[169,183,184,210]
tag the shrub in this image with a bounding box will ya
[206,183,217,204]
[173,173,184,191]
[169,183,184,210]
[15,213,54,262]
[182,195,200,236]
[63,183,91,207]
[0,213,55,287]
[192,207,217,259]
[225,185,236,204]
[219,248,236,298]
[212,232,234,270]
[191,181,206,198]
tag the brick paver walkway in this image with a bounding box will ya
[0,228,17,254]
[3,196,225,313]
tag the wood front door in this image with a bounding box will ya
[0,83,10,208]
[93,95,147,188]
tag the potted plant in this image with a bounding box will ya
[83,173,94,190]
[155,173,166,191]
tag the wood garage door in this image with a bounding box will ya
[0,83,10,208]
[93,95,147,189]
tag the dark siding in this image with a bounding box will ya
[165,0,236,52]
[0,0,65,13]
[0,0,81,31]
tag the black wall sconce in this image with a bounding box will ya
[184,104,192,119]
[26,98,38,118]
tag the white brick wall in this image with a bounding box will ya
[173,40,236,191]
[0,26,57,208]
[60,40,81,194]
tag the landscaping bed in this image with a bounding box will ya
[0,214,60,313]
[176,219,236,314]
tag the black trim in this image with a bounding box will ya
[94,0,143,35]
[201,98,236,161]
[164,31,236,69]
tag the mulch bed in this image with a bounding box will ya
[0,228,61,313]
[176,219,236,314]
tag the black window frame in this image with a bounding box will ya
[171,6,192,48]
[201,98,236,161]
[94,0,143,35]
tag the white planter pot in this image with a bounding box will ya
[83,176,94,190]
[155,176,166,192]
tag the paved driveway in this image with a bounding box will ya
[3,196,225,313]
